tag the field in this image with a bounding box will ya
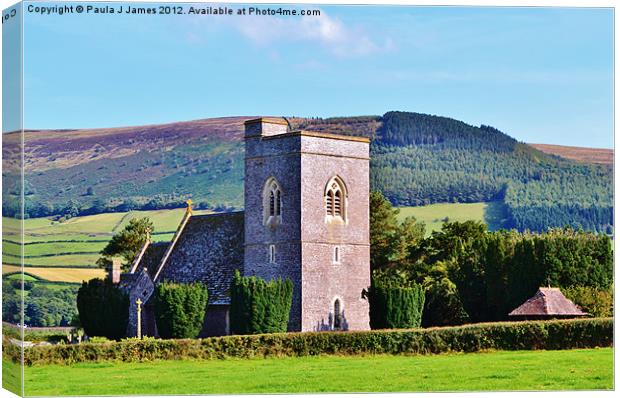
[1,265,104,283]
[10,348,612,395]
[397,201,509,235]
[2,203,508,281]
[2,208,210,282]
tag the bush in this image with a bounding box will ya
[76,278,129,340]
[11,318,612,366]
[562,286,613,318]
[230,270,293,335]
[367,272,425,329]
[423,281,471,327]
[153,282,209,339]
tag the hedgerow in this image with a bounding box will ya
[8,318,611,366]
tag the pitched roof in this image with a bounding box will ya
[153,209,194,281]
[155,211,244,305]
[140,242,170,279]
[508,287,588,317]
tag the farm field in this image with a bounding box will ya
[2,208,210,281]
[16,348,612,395]
[1,265,105,283]
[397,201,509,234]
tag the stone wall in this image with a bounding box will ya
[121,269,156,337]
[299,136,371,332]
[244,132,303,331]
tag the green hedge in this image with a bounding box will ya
[154,282,209,339]
[8,318,612,366]
[230,271,293,335]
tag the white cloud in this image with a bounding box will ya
[233,12,391,57]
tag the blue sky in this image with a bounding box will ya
[16,2,614,148]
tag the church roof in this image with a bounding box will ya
[508,287,588,317]
[139,242,170,279]
[153,211,244,305]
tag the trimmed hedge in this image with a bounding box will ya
[154,282,209,339]
[7,318,612,366]
[230,271,293,335]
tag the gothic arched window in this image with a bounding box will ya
[263,178,282,226]
[325,176,346,223]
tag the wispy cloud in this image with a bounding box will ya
[186,10,393,58]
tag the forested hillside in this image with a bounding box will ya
[3,112,612,233]
[368,112,613,233]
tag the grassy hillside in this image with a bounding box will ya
[3,112,612,234]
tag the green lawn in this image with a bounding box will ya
[398,201,509,235]
[2,358,22,396]
[18,348,612,395]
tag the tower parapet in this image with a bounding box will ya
[244,117,289,138]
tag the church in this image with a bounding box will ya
[116,117,371,337]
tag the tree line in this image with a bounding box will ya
[370,192,613,327]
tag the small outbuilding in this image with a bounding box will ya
[508,287,588,320]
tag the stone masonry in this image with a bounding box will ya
[122,117,371,336]
[244,118,371,332]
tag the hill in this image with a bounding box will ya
[2,112,613,233]
[529,143,613,165]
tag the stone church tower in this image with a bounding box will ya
[243,118,371,332]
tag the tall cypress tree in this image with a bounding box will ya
[230,271,293,335]
[367,271,425,329]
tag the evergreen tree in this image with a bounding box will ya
[97,217,154,271]
[229,270,293,335]
[76,278,129,340]
[367,270,425,329]
[153,282,209,339]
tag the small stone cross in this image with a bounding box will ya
[136,298,143,339]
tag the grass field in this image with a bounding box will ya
[2,359,21,396]
[2,264,105,283]
[398,201,509,235]
[12,348,612,395]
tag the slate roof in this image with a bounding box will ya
[508,287,588,317]
[140,242,170,279]
[154,211,245,305]
[118,273,139,291]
